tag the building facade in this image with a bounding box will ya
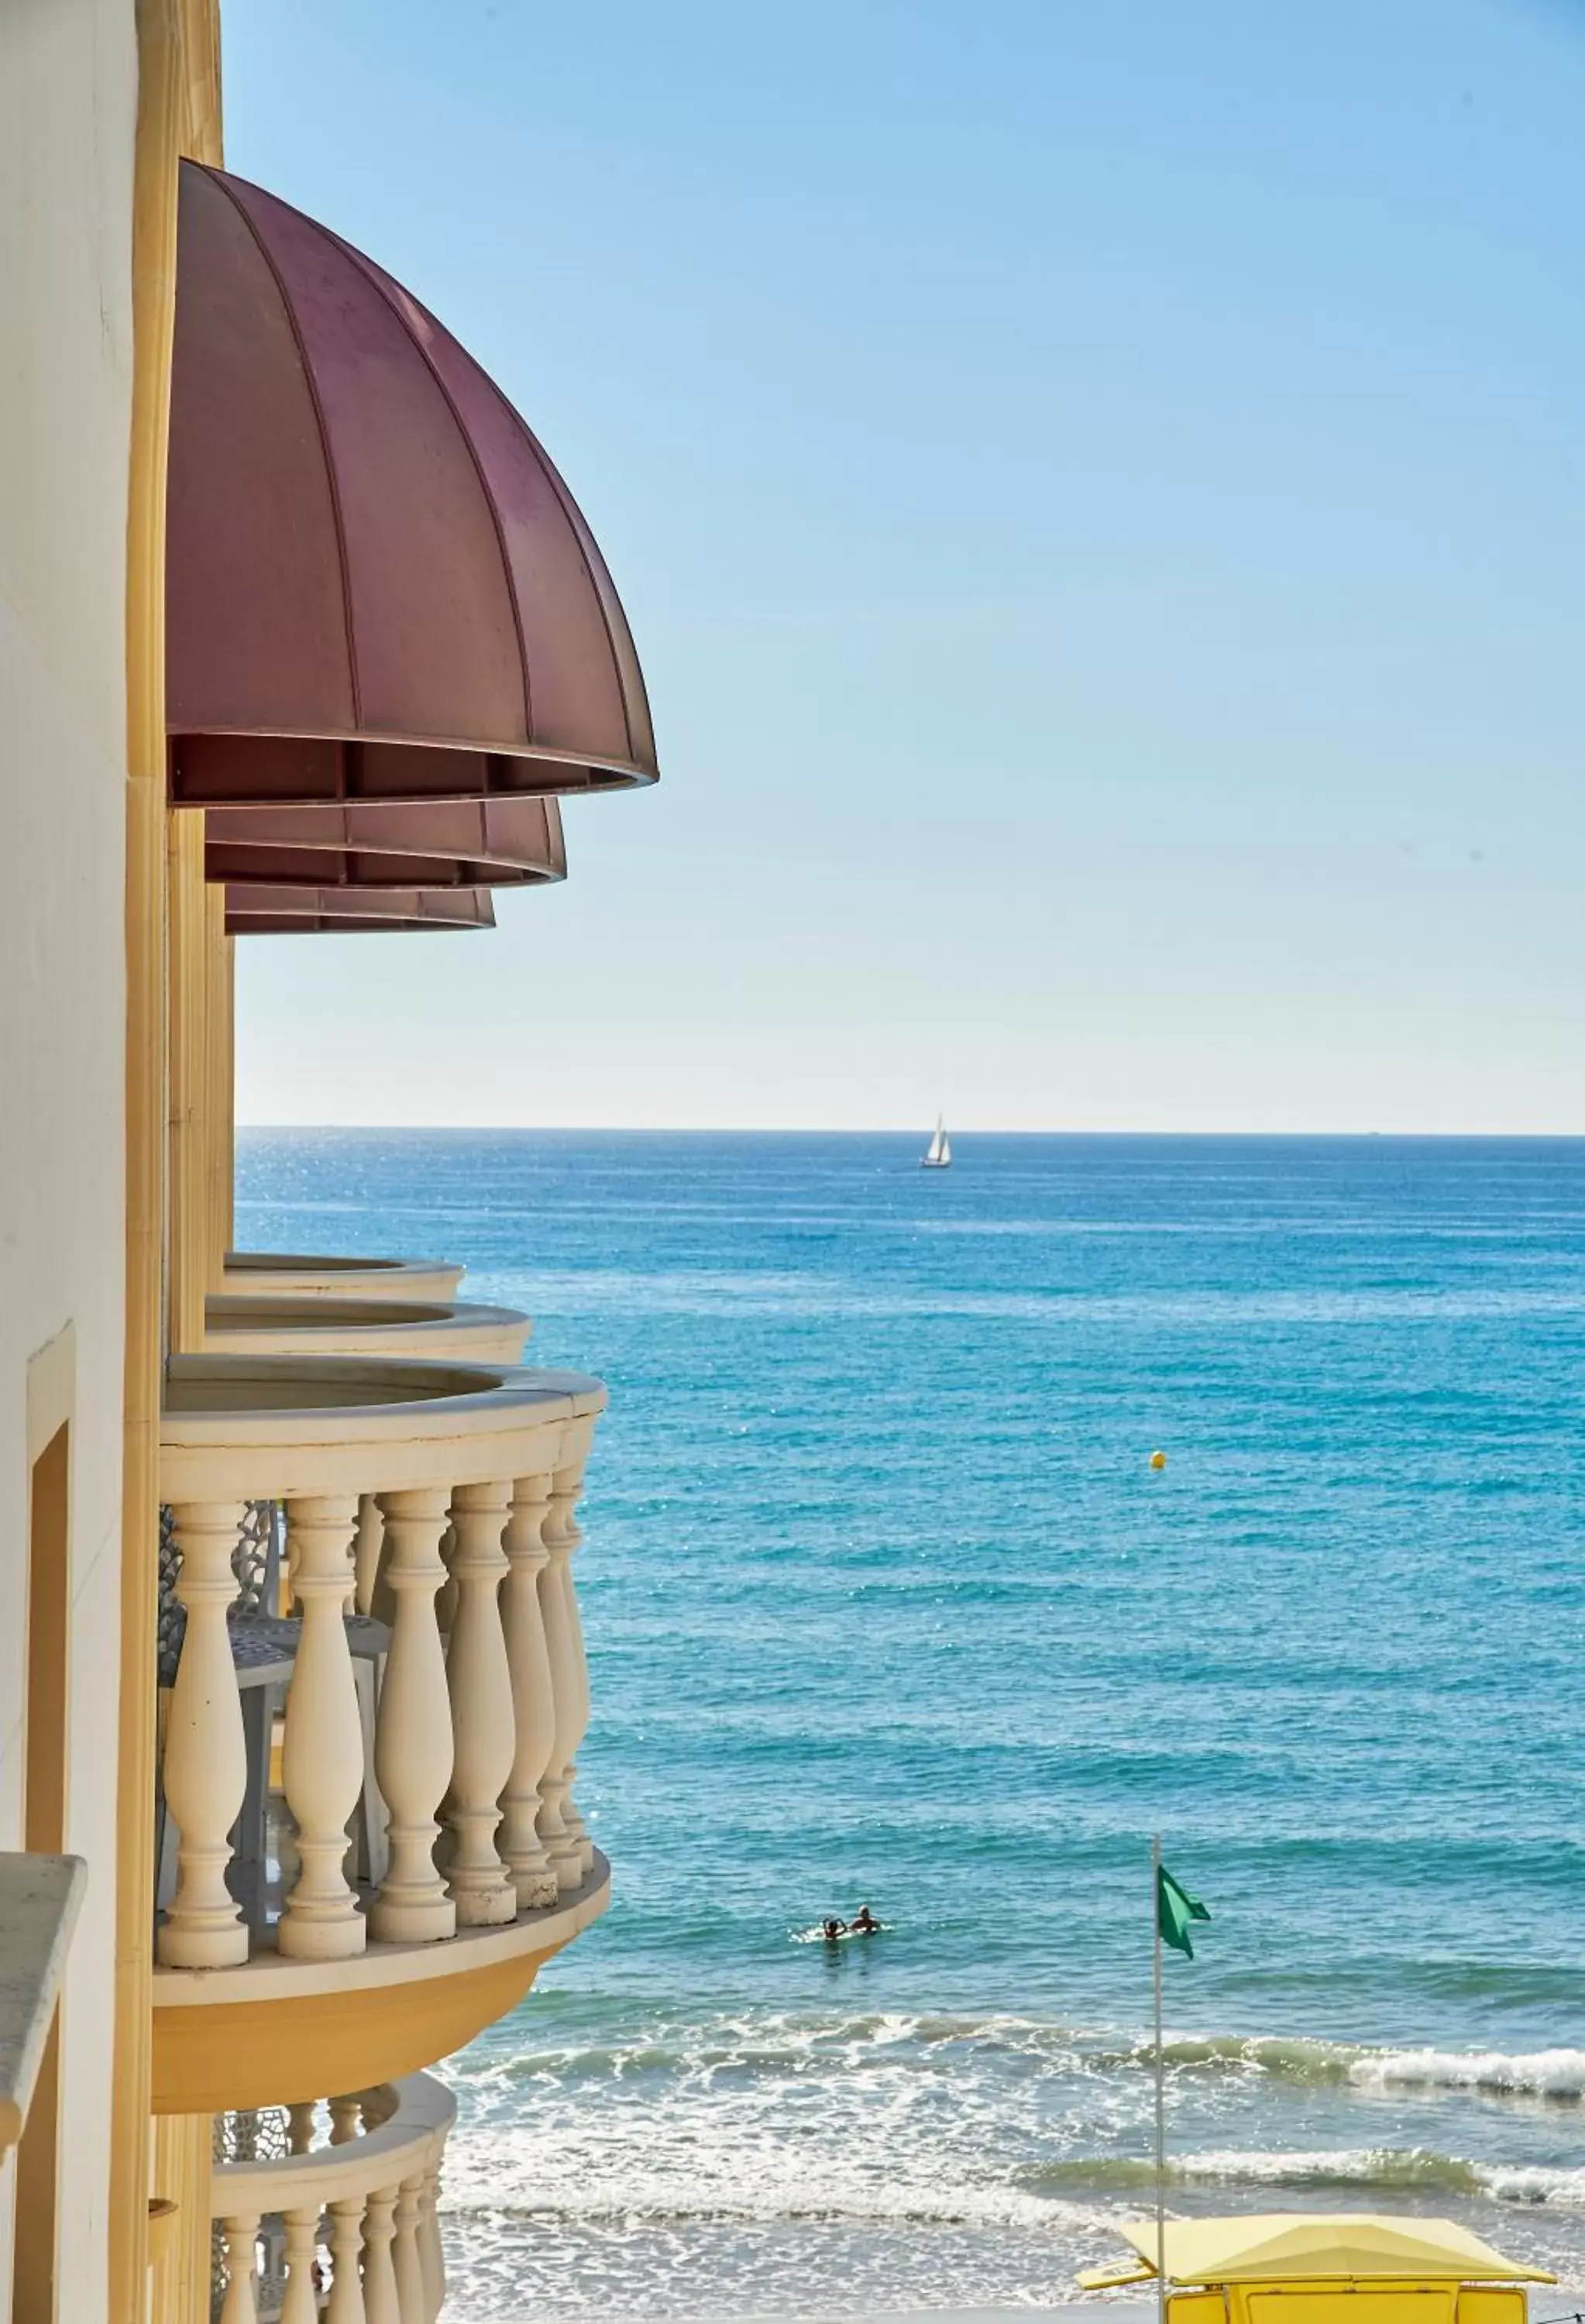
[0,6,652,2317]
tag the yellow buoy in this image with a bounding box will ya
[1149,1449,1167,1470]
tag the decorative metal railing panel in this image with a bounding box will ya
[158,1499,280,1684]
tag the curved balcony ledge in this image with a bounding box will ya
[158,1851,607,2007]
[205,1294,532,1365]
[225,1251,466,1303]
[213,2068,454,2218]
[163,1356,604,1500]
[153,1856,609,2113]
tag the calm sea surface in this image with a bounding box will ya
[236,1133,1585,2319]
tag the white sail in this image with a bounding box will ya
[922,1116,951,1167]
[939,1132,952,1164]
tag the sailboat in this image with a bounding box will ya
[920,1114,952,1170]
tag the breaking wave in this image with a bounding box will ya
[1022,2148,1585,2205]
[442,2134,1585,2231]
[473,2012,1585,2105]
[1351,2049,1585,2102]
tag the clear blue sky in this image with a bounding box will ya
[226,0,1585,1131]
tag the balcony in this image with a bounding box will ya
[0,1852,85,2147]
[205,1295,531,1365]
[153,1355,610,2113]
[210,2072,453,2323]
[223,1253,465,1304]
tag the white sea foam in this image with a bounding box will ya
[1179,2144,1464,2189]
[440,2119,1106,2234]
[1480,2164,1585,2209]
[440,2118,1585,2229]
[433,2013,1585,2317]
[1350,2048,1585,2099]
[455,2009,1585,2110]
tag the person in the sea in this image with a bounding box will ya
[851,1904,880,1934]
[821,1917,847,1942]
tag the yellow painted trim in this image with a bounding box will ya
[154,1948,550,2115]
[116,10,179,2307]
[167,808,211,1355]
[150,2116,210,2324]
[24,1345,74,1855]
[146,2197,181,2268]
[180,0,222,170]
[116,3,222,2315]
[208,908,235,1268]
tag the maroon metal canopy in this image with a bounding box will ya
[168,160,658,807]
[207,797,567,892]
[225,886,497,936]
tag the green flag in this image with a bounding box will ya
[1157,1863,1211,1958]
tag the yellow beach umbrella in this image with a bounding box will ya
[1078,2215,1556,2290]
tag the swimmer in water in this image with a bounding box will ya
[821,1917,847,1943]
[851,1904,880,1934]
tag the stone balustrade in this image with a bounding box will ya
[156,1356,603,1976]
[211,2072,453,2322]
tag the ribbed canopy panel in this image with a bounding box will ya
[225,886,497,934]
[207,798,566,891]
[169,162,657,806]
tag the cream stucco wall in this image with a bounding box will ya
[0,2,138,2315]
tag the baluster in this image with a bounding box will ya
[538,1463,591,1889]
[354,1494,385,1616]
[418,2164,445,2323]
[218,2213,261,2324]
[328,2092,363,2145]
[442,1481,517,1924]
[159,1500,250,1966]
[326,2195,366,2323]
[557,1467,595,1878]
[394,2173,427,2323]
[370,1487,456,1941]
[362,2185,401,2324]
[280,2205,321,2324]
[497,1473,560,1907]
[287,2099,318,2153]
[279,1494,367,1958]
[435,1521,458,1634]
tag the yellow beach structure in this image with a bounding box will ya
[1081,2216,1556,2324]
[2,2,654,2316]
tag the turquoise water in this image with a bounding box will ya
[235,1133,1585,2318]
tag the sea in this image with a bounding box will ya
[233,1131,1585,2320]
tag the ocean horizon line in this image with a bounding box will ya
[235,1122,1585,1141]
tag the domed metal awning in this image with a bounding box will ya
[206,798,567,892]
[168,160,658,807]
[224,886,497,936]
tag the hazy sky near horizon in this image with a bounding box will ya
[227,0,1585,1132]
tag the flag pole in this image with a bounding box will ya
[1153,1832,1167,2324]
